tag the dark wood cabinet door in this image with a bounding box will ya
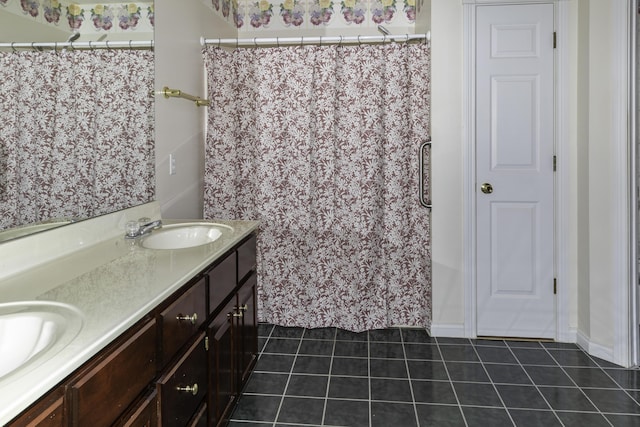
[157,333,207,427]
[159,278,207,367]
[69,319,157,427]
[237,235,257,285]
[7,388,64,427]
[187,403,207,427]
[115,389,157,427]
[207,299,236,427]
[236,274,258,387]
[208,253,236,315]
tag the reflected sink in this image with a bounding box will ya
[141,222,232,250]
[0,301,83,380]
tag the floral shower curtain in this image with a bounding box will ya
[0,50,154,230]
[203,43,431,331]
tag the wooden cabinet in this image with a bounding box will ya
[8,388,65,427]
[159,278,207,367]
[207,299,237,427]
[157,334,207,427]
[236,274,258,386]
[68,319,157,427]
[7,232,258,427]
[115,390,158,427]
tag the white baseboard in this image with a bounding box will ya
[576,330,617,365]
[429,323,469,338]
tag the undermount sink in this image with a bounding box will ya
[0,301,83,380]
[141,222,232,250]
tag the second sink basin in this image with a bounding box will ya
[141,222,232,250]
[0,301,84,381]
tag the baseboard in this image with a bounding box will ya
[576,330,616,365]
[429,323,469,338]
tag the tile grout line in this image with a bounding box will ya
[503,344,566,427]
[320,328,338,426]
[541,345,615,426]
[367,330,372,427]
[469,342,517,426]
[434,337,469,427]
[271,329,305,427]
[400,328,421,427]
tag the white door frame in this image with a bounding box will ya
[463,0,634,366]
[462,0,571,341]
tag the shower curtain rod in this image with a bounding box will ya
[201,32,430,47]
[0,40,154,50]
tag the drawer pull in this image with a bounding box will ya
[237,304,248,312]
[228,311,244,318]
[176,383,199,396]
[176,313,198,325]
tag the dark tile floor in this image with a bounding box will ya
[228,324,640,427]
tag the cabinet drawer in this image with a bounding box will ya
[188,403,208,427]
[69,319,157,427]
[209,253,236,314]
[160,278,206,366]
[237,235,257,283]
[115,389,157,427]
[157,333,208,427]
[8,388,64,427]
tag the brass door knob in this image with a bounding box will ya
[480,183,493,194]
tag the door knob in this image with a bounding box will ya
[480,183,493,194]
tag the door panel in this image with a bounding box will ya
[476,3,555,339]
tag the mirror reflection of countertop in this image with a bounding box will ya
[0,203,259,425]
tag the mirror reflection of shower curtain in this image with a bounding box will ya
[203,43,431,331]
[0,50,155,230]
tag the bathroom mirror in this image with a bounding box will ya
[0,1,155,242]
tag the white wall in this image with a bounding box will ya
[154,0,236,219]
[430,0,466,334]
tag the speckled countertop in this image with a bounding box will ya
[0,204,259,425]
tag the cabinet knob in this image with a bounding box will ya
[176,383,199,396]
[176,313,198,325]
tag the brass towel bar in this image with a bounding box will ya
[157,86,210,107]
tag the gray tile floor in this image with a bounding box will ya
[228,324,640,426]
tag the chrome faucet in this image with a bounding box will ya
[125,219,163,239]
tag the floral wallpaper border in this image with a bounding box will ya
[201,0,417,31]
[1,0,154,36]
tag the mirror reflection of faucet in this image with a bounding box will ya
[124,218,163,239]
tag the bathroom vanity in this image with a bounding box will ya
[0,203,259,427]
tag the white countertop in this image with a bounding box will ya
[0,204,259,425]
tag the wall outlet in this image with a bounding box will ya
[169,154,176,175]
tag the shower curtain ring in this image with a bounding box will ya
[11,42,16,53]
[31,42,36,51]
[358,35,362,45]
[253,37,257,48]
[339,36,343,47]
[277,37,280,48]
[129,40,133,50]
[405,34,410,44]
[88,41,93,50]
[300,36,304,47]
[54,42,58,53]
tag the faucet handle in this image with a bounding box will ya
[125,220,140,238]
[137,217,151,226]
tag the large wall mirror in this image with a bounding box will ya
[0,1,154,242]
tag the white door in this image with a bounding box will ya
[476,3,555,339]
